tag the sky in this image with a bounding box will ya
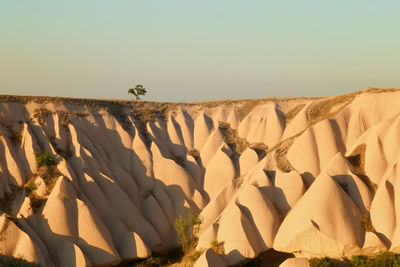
[1,1,399,102]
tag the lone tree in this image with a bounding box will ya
[128,84,147,100]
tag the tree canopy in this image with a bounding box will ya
[128,84,147,100]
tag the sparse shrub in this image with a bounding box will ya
[24,181,37,194]
[250,142,268,152]
[134,256,162,267]
[210,240,224,254]
[35,151,54,167]
[210,240,218,248]
[361,215,375,233]
[188,149,200,158]
[188,250,202,263]
[309,257,335,267]
[349,255,366,266]
[36,165,62,194]
[189,212,201,235]
[285,103,306,123]
[174,215,191,252]
[33,108,52,124]
[0,255,39,266]
[372,252,400,266]
[174,212,201,253]
[72,111,87,118]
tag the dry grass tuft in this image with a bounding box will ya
[188,149,200,158]
[237,100,264,121]
[33,108,52,124]
[36,165,62,192]
[210,240,225,255]
[274,139,295,173]
[218,121,249,154]
[361,214,376,233]
[308,95,354,124]
[72,111,88,118]
[22,164,63,213]
[106,102,132,131]
[285,103,306,123]
[56,111,70,127]
[23,177,45,213]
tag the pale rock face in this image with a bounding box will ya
[383,163,400,252]
[2,91,400,265]
[238,103,285,147]
[34,176,47,197]
[370,177,395,247]
[197,180,237,237]
[362,232,387,255]
[0,214,46,264]
[194,111,214,150]
[288,119,345,185]
[198,183,280,266]
[324,153,373,215]
[175,109,194,149]
[273,173,363,258]
[200,128,225,167]
[217,203,259,265]
[21,123,39,174]
[239,148,259,176]
[279,258,310,267]
[237,184,280,249]
[274,169,305,213]
[203,144,236,201]
[282,102,310,140]
[38,177,121,266]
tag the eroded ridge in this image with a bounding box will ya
[0,88,400,266]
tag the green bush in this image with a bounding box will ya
[134,256,161,267]
[310,253,400,267]
[0,255,38,266]
[188,250,202,263]
[349,255,366,266]
[372,252,400,267]
[35,151,54,166]
[210,240,224,254]
[173,212,201,253]
[309,257,336,267]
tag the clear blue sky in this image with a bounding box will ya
[1,1,399,101]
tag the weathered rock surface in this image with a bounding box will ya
[0,89,399,266]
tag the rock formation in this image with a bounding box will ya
[0,89,399,266]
